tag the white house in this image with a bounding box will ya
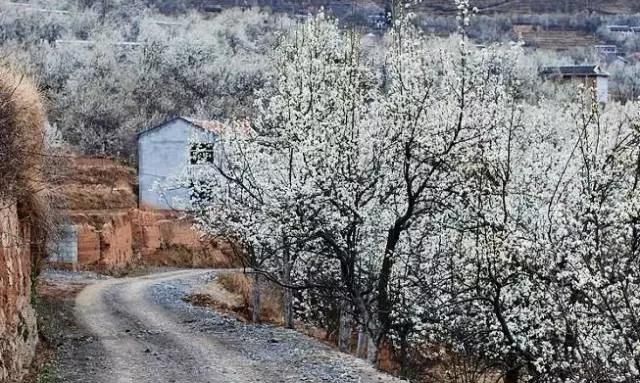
[137,117,222,210]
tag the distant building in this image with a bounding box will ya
[368,13,389,30]
[606,25,640,35]
[594,44,617,56]
[541,65,609,103]
[202,5,223,13]
[594,45,624,65]
[137,117,222,210]
[607,25,633,34]
[513,23,538,39]
[293,11,312,22]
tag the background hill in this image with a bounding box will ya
[403,0,640,15]
[3,0,640,161]
[80,0,640,16]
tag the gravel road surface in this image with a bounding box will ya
[51,269,403,383]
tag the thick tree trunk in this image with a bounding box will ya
[282,285,294,329]
[282,245,294,329]
[504,367,519,383]
[338,301,352,353]
[367,334,378,365]
[252,272,261,323]
[375,226,402,349]
[356,327,367,358]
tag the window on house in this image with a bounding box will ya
[190,143,214,164]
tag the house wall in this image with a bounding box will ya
[597,76,609,103]
[563,77,609,104]
[137,118,217,210]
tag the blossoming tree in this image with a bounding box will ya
[189,2,640,382]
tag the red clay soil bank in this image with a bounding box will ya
[132,209,202,256]
[131,209,235,268]
[64,211,134,269]
[56,209,233,270]
[0,205,38,382]
[0,68,46,382]
[50,156,234,270]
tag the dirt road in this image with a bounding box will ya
[51,269,402,383]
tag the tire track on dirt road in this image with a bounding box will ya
[108,270,273,383]
[69,269,404,383]
[75,270,202,383]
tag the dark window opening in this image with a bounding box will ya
[190,143,214,164]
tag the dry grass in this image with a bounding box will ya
[60,187,136,211]
[0,65,55,280]
[187,272,283,324]
[0,65,45,194]
[144,244,238,268]
[218,272,283,324]
[185,272,501,382]
[51,156,137,211]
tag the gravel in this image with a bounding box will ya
[40,269,404,383]
[149,272,401,383]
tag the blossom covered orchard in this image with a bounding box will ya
[188,3,640,382]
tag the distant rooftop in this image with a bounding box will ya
[137,116,224,138]
[137,116,251,138]
[607,25,640,33]
[541,65,609,78]
[608,25,632,32]
[182,117,227,134]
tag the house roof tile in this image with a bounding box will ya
[541,65,609,78]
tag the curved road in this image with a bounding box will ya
[58,269,401,383]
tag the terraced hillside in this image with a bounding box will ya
[403,0,640,15]
[123,0,640,18]
[520,30,602,50]
[209,0,640,15]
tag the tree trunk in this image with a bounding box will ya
[356,327,367,358]
[282,244,294,329]
[367,335,378,365]
[338,300,352,353]
[252,272,261,323]
[282,282,294,329]
[399,331,409,376]
[504,367,519,383]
